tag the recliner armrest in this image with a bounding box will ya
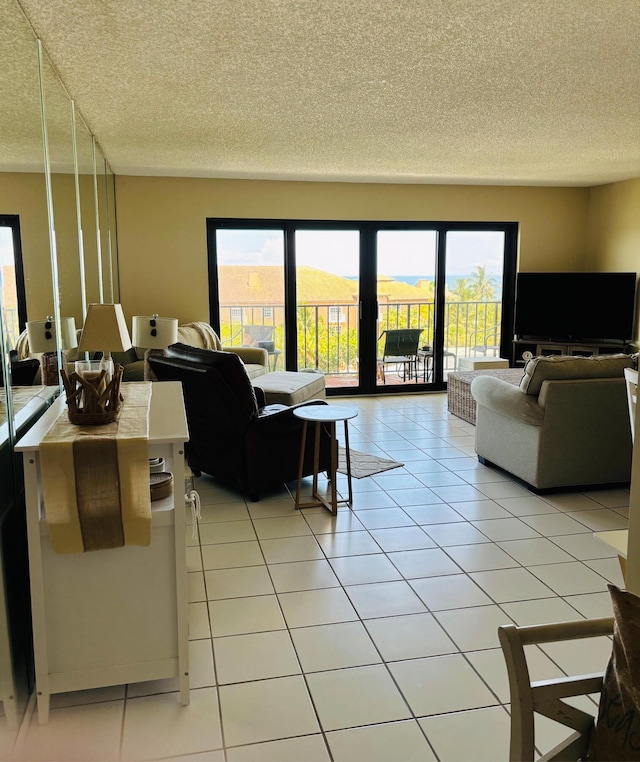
[225,346,269,368]
[254,398,328,432]
[470,376,544,426]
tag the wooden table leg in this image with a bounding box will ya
[294,420,308,510]
[312,420,321,499]
[343,419,353,507]
[328,421,338,515]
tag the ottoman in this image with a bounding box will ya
[252,371,326,406]
[457,356,510,371]
[447,368,524,424]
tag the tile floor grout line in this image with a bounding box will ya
[197,516,228,757]
[18,394,623,760]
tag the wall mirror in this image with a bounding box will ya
[0,0,120,735]
[0,0,48,734]
[75,115,98,313]
[40,39,80,329]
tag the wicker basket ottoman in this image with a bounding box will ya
[447,368,524,424]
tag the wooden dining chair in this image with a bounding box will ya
[498,617,613,761]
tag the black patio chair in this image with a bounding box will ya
[242,325,281,371]
[377,329,423,383]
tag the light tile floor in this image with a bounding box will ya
[4,393,625,761]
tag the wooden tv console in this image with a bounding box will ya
[512,339,630,366]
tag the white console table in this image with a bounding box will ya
[15,382,190,723]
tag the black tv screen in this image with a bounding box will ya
[514,272,636,343]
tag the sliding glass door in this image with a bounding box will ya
[444,230,506,370]
[295,229,360,389]
[376,230,437,388]
[214,228,286,370]
[207,220,517,396]
[0,217,26,353]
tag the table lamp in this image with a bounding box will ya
[132,315,179,381]
[132,314,178,350]
[26,316,78,385]
[63,303,132,424]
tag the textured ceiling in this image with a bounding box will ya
[11,0,640,185]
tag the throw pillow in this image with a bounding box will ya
[587,584,640,761]
[520,354,632,396]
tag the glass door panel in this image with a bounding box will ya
[215,229,285,370]
[376,231,437,388]
[295,230,360,390]
[0,226,20,351]
[444,231,505,379]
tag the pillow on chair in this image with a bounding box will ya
[588,584,640,761]
[167,343,258,416]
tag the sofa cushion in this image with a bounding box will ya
[252,371,326,406]
[167,343,258,416]
[520,354,632,396]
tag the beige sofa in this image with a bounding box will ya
[126,322,326,405]
[470,354,634,491]
[114,322,270,381]
[19,320,326,405]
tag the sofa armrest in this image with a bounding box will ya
[225,346,269,368]
[470,376,544,426]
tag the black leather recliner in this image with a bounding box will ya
[0,357,40,386]
[149,343,332,500]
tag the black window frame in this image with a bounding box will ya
[207,218,518,396]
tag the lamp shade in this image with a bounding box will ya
[78,303,132,353]
[26,317,78,353]
[132,315,178,349]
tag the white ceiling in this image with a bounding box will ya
[13,0,640,186]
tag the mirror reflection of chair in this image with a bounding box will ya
[0,356,40,386]
[242,325,281,371]
[624,366,637,442]
[377,329,423,383]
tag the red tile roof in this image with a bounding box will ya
[219,265,433,305]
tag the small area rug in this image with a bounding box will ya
[337,447,403,479]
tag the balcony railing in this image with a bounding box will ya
[220,300,502,376]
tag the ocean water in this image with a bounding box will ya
[344,274,502,296]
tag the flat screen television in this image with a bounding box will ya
[514,272,637,343]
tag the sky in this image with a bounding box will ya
[0,228,13,269]
[216,228,505,278]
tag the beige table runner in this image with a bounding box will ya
[39,382,153,554]
[0,386,47,420]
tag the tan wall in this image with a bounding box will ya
[586,177,640,342]
[586,178,640,270]
[0,171,113,328]
[0,172,53,320]
[3,168,637,359]
[115,176,590,323]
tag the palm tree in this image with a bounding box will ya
[451,277,474,301]
[469,265,497,301]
